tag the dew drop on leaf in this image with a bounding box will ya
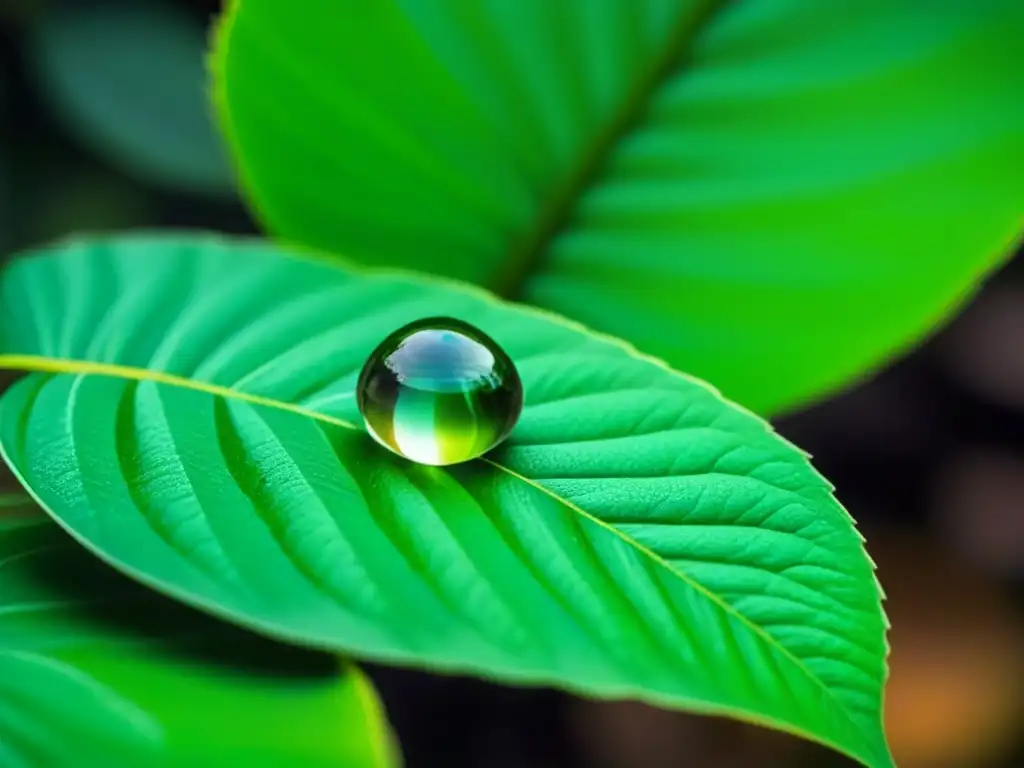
[356,317,523,466]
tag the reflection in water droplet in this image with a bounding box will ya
[356,317,523,466]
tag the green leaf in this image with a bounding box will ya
[213,0,1024,414]
[0,233,891,767]
[0,486,396,766]
[28,2,235,197]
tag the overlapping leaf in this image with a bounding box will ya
[0,481,395,766]
[214,0,1024,413]
[0,234,891,766]
[29,3,235,196]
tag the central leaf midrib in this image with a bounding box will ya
[496,0,727,298]
[0,353,879,761]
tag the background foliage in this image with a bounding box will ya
[1,1,1022,767]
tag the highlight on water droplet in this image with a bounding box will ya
[356,317,523,466]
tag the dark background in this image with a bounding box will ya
[1,1,1021,766]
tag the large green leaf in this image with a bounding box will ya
[0,488,396,767]
[0,234,891,766]
[214,0,1024,414]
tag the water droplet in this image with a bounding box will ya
[356,317,523,466]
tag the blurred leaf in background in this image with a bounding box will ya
[27,1,236,198]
